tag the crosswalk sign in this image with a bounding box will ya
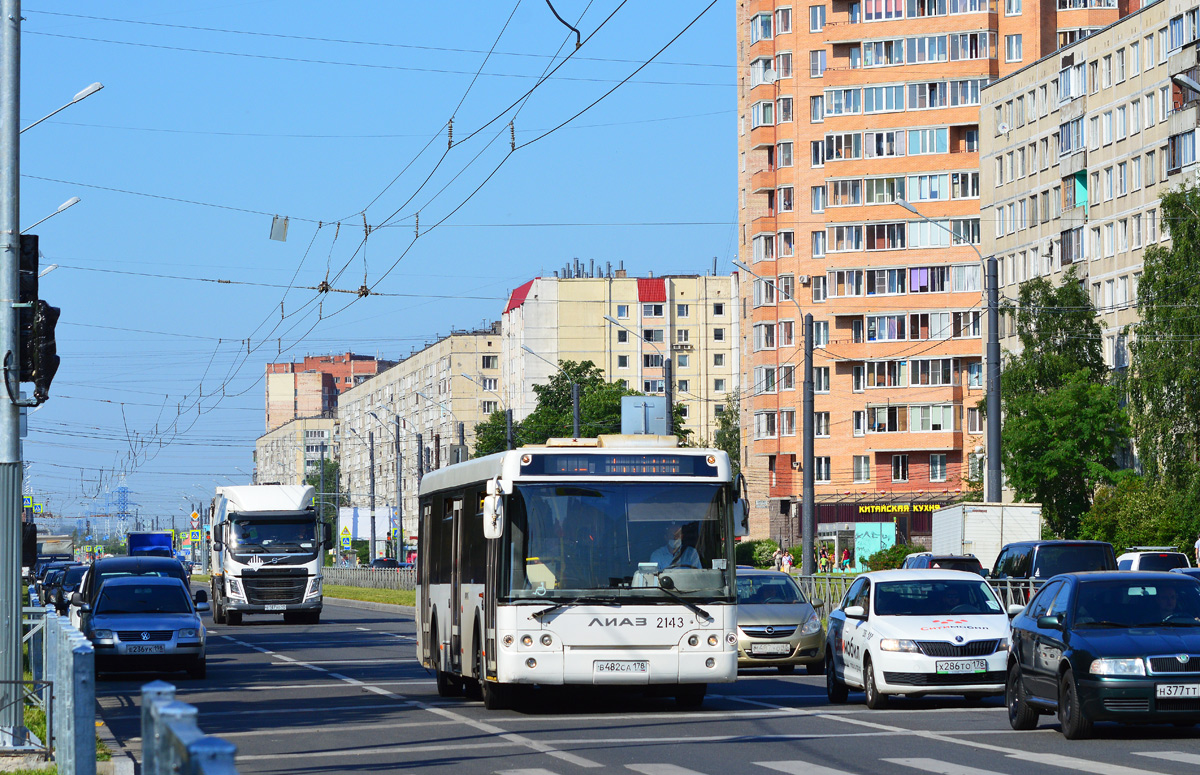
[339,526,352,551]
[32,503,42,513]
[190,529,202,542]
[22,496,31,508]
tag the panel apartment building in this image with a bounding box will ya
[265,353,396,432]
[501,272,739,443]
[983,0,1178,376]
[736,0,1126,542]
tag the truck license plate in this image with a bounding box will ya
[125,644,165,655]
[751,643,792,655]
[936,659,987,674]
[595,660,649,674]
[264,604,287,611]
[1157,684,1200,698]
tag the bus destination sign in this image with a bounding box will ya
[525,453,719,477]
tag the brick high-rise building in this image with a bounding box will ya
[735,0,1126,545]
[265,353,397,432]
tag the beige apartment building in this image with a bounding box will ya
[983,0,1176,371]
[337,325,501,544]
[734,0,1146,543]
[500,272,739,443]
[254,417,339,487]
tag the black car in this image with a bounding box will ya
[369,558,401,569]
[72,556,194,630]
[991,540,1117,580]
[35,561,77,600]
[1006,571,1200,738]
[1173,568,1200,581]
[54,564,89,614]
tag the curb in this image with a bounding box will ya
[94,716,136,775]
[323,597,416,616]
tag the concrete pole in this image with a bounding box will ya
[0,0,23,743]
[986,255,1002,503]
[368,431,376,560]
[571,383,580,437]
[505,409,514,450]
[415,432,424,484]
[394,416,402,561]
[801,314,815,577]
[664,357,674,435]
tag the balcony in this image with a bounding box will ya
[749,123,775,150]
[751,167,776,193]
[751,214,777,233]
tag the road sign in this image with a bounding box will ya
[191,511,200,529]
[22,495,31,508]
[190,529,202,542]
[32,503,42,513]
[339,525,352,551]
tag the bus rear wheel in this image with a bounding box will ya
[464,626,483,700]
[431,620,462,698]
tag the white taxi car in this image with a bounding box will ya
[826,569,1010,708]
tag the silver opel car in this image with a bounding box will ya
[84,576,208,679]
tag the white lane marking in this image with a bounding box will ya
[885,757,1009,775]
[218,719,456,739]
[1134,754,1200,766]
[756,763,858,775]
[100,702,407,721]
[268,658,398,665]
[496,770,561,775]
[218,631,602,768]
[627,765,709,775]
[237,740,524,761]
[539,731,1032,745]
[734,697,1170,775]
[178,680,436,693]
[356,626,371,631]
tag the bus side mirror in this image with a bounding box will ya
[733,473,750,537]
[483,495,504,540]
[323,523,333,547]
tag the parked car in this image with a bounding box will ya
[826,569,1011,708]
[83,577,208,679]
[735,568,825,674]
[70,556,193,631]
[1007,571,1200,738]
[901,553,986,575]
[1116,548,1191,571]
[991,541,1117,580]
[1172,568,1200,580]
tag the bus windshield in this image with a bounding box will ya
[504,482,733,601]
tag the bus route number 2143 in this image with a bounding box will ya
[657,616,688,628]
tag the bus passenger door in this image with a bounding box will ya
[448,496,464,673]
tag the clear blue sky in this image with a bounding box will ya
[18,1,736,525]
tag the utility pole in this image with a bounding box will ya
[0,0,23,745]
[801,314,815,577]
[394,416,402,562]
[663,357,674,435]
[504,410,514,450]
[986,255,1002,503]
[368,430,376,561]
[571,384,580,437]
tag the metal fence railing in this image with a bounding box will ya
[323,567,415,591]
[41,607,95,775]
[141,681,237,775]
[791,574,1042,612]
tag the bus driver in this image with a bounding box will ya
[651,523,701,571]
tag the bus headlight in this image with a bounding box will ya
[521,634,533,647]
[688,635,699,647]
[503,635,514,647]
[706,658,716,668]
[540,634,552,646]
[526,658,537,668]
[708,635,719,647]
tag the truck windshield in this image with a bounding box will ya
[230,518,317,552]
[504,483,733,601]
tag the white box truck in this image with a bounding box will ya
[209,484,331,625]
[931,503,1042,572]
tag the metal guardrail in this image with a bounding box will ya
[141,682,237,775]
[322,566,416,591]
[790,574,1043,612]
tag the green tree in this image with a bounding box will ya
[713,390,741,480]
[472,409,514,458]
[1001,269,1128,537]
[863,543,924,571]
[1079,476,1199,555]
[1129,185,1200,488]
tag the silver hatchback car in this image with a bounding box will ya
[84,576,208,679]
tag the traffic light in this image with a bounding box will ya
[17,234,60,403]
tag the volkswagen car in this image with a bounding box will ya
[736,568,825,674]
[826,569,1010,708]
[84,576,208,679]
[1007,571,1200,738]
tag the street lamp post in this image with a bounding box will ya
[733,261,815,575]
[19,82,102,134]
[415,391,466,465]
[368,410,406,561]
[21,196,79,234]
[347,425,377,561]
[896,199,1001,503]
[601,316,673,435]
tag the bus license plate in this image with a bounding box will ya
[1157,684,1200,698]
[125,645,165,655]
[936,659,987,674]
[751,643,792,655]
[595,660,649,674]
[264,604,287,611]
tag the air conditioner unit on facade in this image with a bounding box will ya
[798,275,811,284]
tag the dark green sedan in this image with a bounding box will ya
[1007,571,1200,738]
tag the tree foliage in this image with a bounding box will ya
[734,538,780,568]
[713,390,741,480]
[1000,269,1128,537]
[472,360,692,457]
[863,543,924,571]
[1129,185,1200,487]
[1078,476,1200,556]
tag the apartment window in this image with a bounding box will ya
[713,352,725,366]
[643,379,665,394]
[713,302,725,316]
[677,353,689,368]
[777,52,794,79]
[617,329,628,343]
[814,367,830,393]
[1116,48,1126,82]
[1005,34,1022,62]
[751,101,774,129]
[617,355,628,369]
[780,410,796,436]
[892,455,910,482]
[968,362,982,387]
[481,355,499,369]
[778,96,794,122]
[810,95,824,123]
[751,13,772,43]
[815,457,831,483]
[754,412,777,439]
[1005,0,1020,13]
[811,185,826,213]
[713,328,725,342]
[812,276,828,303]
[643,303,664,317]
[780,365,795,390]
[616,304,629,319]
[807,6,823,31]
[1102,55,1112,88]
[778,141,794,168]
[929,454,947,482]
[811,141,825,167]
[853,411,866,437]
[676,304,689,318]
[676,329,690,345]
[809,50,826,78]
[778,186,795,212]
[811,231,827,257]
[714,378,726,393]
[814,412,830,438]
[643,328,664,343]
[779,230,795,257]
[853,456,871,482]
[1117,106,1127,141]
[968,407,982,433]
[814,321,829,347]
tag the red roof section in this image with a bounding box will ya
[504,278,538,314]
[637,278,666,303]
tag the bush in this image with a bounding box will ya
[863,543,924,571]
[735,539,780,568]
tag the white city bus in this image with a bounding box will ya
[416,435,747,709]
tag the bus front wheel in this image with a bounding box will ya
[481,678,511,710]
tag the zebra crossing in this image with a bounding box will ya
[493,750,1200,775]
